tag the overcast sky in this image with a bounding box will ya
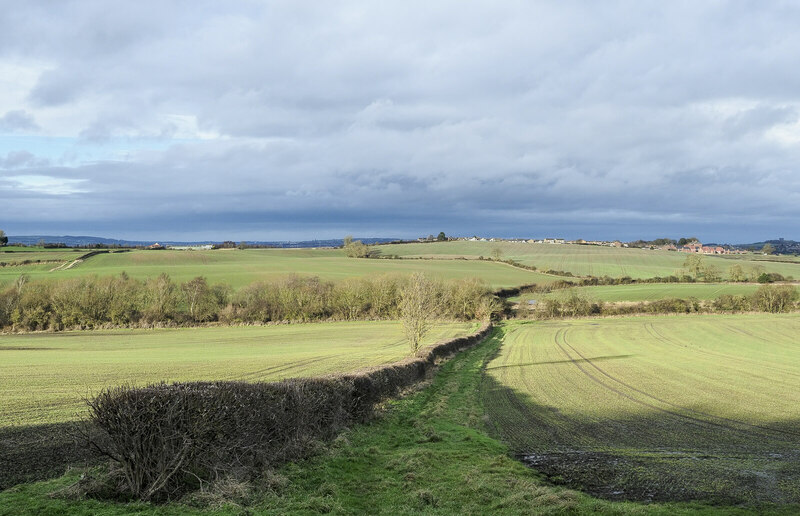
[1,1,799,242]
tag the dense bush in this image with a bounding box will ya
[88,324,493,500]
[757,272,786,283]
[750,284,797,312]
[0,273,496,332]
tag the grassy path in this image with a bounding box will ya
[1,328,781,514]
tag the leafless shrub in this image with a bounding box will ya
[87,323,493,501]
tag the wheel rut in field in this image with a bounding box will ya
[644,322,800,381]
[554,328,800,440]
[234,356,331,381]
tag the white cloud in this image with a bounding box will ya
[1,1,800,241]
[2,174,89,195]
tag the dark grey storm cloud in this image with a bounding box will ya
[1,1,800,241]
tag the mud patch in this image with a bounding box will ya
[519,449,800,505]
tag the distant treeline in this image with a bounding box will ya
[0,274,497,332]
[519,284,798,319]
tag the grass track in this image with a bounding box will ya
[483,315,800,504]
[0,321,476,428]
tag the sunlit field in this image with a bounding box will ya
[484,315,800,504]
[379,241,800,280]
[0,248,556,289]
[1,321,476,427]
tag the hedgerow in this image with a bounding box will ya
[0,274,495,331]
[87,324,493,500]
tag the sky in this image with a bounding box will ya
[1,1,800,243]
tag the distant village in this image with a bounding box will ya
[419,235,749,254]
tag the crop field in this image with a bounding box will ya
[379,241,800,279]
[0,249,85,266]
[483,315,800,504]
[0,321,476,428]
[514,282,772,304]
[0,248,555,289]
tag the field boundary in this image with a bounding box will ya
[2,322,494,496]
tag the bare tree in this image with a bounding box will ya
[13,274,28,295]
[182,276,209,321]
[751,284,797,313]
[728,264,745,282]
[682,254,704,279]
[400,273,436,356]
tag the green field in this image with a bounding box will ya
[379,241,800,280]
[0,248,556,289]
[0,321,476,428]
[0,249,85,266]
[514,282,772,304]
[483,315,800,504]
[6,328,773,515]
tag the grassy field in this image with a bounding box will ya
[483,315,800,504]
[0,249,85,266]
[0,321,476,428]
[379,241,800,279]
[2,327,781,515]
[513,282,774,304]
[0,248,556,289]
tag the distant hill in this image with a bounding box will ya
[736,239,800,254]
[7,235,402,248]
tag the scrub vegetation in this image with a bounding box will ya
[0,273,497,332]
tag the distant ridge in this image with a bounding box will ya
[7,235,401,248]
[736,239,800,254]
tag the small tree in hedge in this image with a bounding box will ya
[400,273,436,355]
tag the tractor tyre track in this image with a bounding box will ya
[554,328,800,441]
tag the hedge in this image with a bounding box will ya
[88,323,493,500]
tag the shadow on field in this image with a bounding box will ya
[481,368,800,506]
[0,422,103,491]
[485,354,634,370]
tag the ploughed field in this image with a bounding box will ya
[0,248,556,289]
[483,315,800,504]
[380,241,800,279]
[0,321,476,428]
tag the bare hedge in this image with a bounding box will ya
[88,323,493,500]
